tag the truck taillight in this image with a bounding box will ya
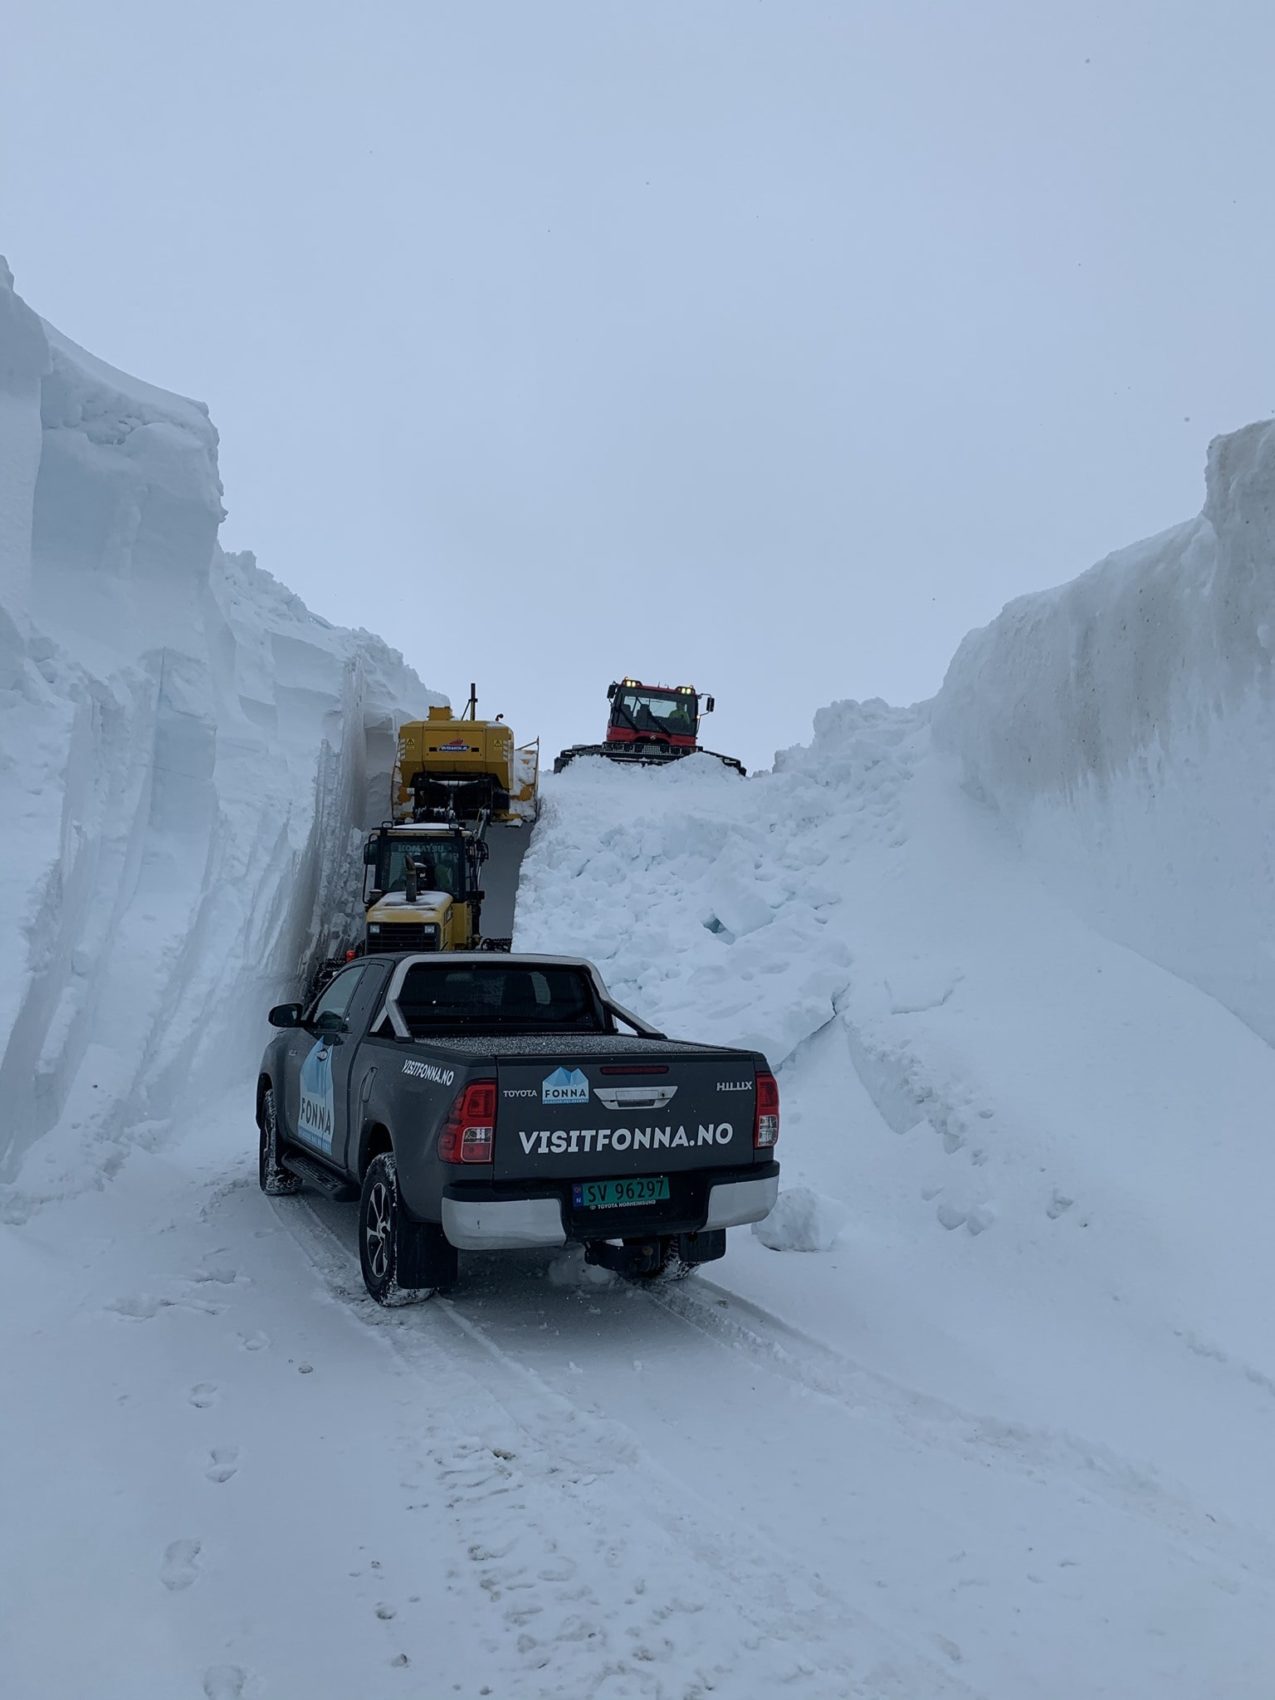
[439,1080,497,1164]
[754,1071,780,1148]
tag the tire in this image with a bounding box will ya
[259,1087,301,1196]
[358,1152,436,1307]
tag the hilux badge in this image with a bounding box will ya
[542,1066,590,1105]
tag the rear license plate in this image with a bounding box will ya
[572,1176,670,1210]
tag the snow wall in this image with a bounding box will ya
[932,422,1275,1045]
[518,422,1275,1422]
[0,262,437,1208]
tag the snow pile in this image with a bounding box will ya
[0,263,436,1206]
[751,1184,847,1252]
[933,420,1275,1044]
[515,749,859,1064]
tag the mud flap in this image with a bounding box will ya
[398,1215,459,1292]
[677,1228,726,1266]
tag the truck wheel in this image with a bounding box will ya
[359,1153,436,1307]
[259,1087,301,1197]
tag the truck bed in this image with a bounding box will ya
[401,1032,735,1059]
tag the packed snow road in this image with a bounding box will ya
[6,1085,1273,1700]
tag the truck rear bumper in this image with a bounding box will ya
[703,1170,780,1229]
[441,1165,779,1251]
[442,1193,567,1251]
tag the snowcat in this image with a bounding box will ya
[395,685,539,828]
[554,678,746,776]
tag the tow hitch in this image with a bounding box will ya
[583,1238,663,1277]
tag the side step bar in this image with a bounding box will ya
[280,1147,359,1202]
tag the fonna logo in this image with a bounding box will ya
[298,1038,336,1153]
[542,1066,590,1106]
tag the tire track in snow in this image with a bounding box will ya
[644,1277,1273,1567]
[279,1192,981,1700]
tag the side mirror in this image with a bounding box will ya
[705,696,715,713]
[606,682,618,701]
[363,840,377,865]
[313,1010,349,1037]
[268,1003,303,1028]
[473,888,486,902]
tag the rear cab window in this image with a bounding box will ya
[396,963,607,1036]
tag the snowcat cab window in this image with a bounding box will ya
[614,690,696,735]
[397,964,606,1035]
[377,837,465,897]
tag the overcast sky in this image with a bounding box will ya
[5,1,1274,770]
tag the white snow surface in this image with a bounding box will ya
[0,262,437,1205]
[3,261,1275,1698]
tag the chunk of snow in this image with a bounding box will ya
[752,1186,847,1252]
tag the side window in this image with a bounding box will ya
[309,965,366,1024]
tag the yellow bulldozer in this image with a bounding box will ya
[394,685,538,828]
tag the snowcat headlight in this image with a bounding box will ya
[368,924,381,934]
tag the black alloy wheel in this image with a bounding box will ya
[358,1152,435,1307]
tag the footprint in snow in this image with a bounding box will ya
[203,1667,247,1699]
[160,1539,201,1591]
[107,1294,172,1320]
[236,1330,270,1352]
[205,1447,239,1484]
[109,1294,224,1320]
[189,1383,219,1409]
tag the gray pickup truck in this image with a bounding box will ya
[257,952,780,1304]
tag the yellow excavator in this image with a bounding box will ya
[310,688,536,991]
[394,685,539,828]
[360,686,538,962]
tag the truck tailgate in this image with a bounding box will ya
[494,1053,756,1181]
